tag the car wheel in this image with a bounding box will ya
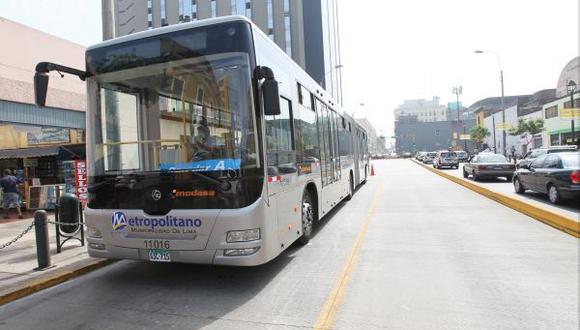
[548,185,561,204]
[473,172,480,181]
[513,177,525,194]
[462,168,468,178]
[297,192,315,245]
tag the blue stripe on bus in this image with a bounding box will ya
[159,159,241,171]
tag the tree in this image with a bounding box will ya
[508,118,544,149]
[470,126,490,150]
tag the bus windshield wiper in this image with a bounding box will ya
[189,171,232,191]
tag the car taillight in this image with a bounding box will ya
[571,171,580,184]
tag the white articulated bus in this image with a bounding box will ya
[34,16,370,266]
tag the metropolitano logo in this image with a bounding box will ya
[112,211,128,231]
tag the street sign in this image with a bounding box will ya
[459,134,471,140]
[495,122,513,130]
[559,108,580,119]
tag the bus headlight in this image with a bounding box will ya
[89,243,106,250]
[226,228,260,243]
[88,227,102,238]
[224,247,260,256]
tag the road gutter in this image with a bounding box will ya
[0,258,116,306]
[412,160,579,238]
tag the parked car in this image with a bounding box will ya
[415,151,427,161]
[513,152,580,204]
[463,152,516,181]
[422,152,437,164]
[455,150,469,162]
[517,145,577,169]
[433,151,459,169]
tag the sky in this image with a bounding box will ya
[1,0,578,145]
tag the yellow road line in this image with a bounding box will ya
[412,160,579,238]
[313,180,385,330]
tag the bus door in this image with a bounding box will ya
[265,96,299,246]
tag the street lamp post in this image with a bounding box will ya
[453,86,462,150]
[475,50,506,156]
[322,64,344,105]
[567,80,577,146]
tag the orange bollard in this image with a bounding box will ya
[370,163,375,176]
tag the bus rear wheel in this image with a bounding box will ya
[297,192,315,245]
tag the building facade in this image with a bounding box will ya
[395,118,476,154]
[101,0,343,104]
[0,17,87,208]
[393,97,447,123]
[543,57,579,147]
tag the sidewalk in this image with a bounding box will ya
[0,211,112,305]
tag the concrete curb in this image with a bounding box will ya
[412,159,579,238]
[0,258,116,306]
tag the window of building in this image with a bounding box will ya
[245,0,251,19]
[179,0,193,22]
[284,0,291,56]
[147,0,153,28]
[192,0,197,19]
[563,101,572,109]
[267,0,274,40]
[160,0,167,26]
[211,0,217,17]
[545,105,558,119]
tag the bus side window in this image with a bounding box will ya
[265,96,296,175]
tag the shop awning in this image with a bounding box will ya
[0,146,61,160]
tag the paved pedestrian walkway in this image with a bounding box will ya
[0,211,107,303]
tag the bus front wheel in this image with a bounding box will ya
[297,192,315,245]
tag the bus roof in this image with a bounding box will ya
[87,15,252,51]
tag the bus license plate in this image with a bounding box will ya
[149,249,171,262]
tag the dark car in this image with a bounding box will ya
[513,152,580,204]
[422,152,437,164]
[433,151,459,169]
[463,152,516,181]
[516,145,577,169]
[455,150,469,163]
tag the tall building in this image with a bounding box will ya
[101,0,342,104]
[393,97,447,123]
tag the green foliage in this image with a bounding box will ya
[470,126,491,145]
[508,118,544,136]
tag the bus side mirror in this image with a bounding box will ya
[34,72,49,107]
[263,79,280,116]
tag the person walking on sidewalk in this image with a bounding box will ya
[1,169,23,219]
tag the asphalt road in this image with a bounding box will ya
[0,160,577,330]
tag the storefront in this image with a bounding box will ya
[0,98,87,209]
[0,144,86,210]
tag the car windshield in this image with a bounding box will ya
[440,152,456,157]
[478,153,508,163]
[560,153,580,168]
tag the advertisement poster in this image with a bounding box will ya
[27,127,70,145]
[74,160,88,203]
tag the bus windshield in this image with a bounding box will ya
[86,22,258,178]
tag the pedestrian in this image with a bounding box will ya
[510,145,516,164]
[0,168,23,219]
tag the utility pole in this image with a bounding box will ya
[453,86,462,150]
